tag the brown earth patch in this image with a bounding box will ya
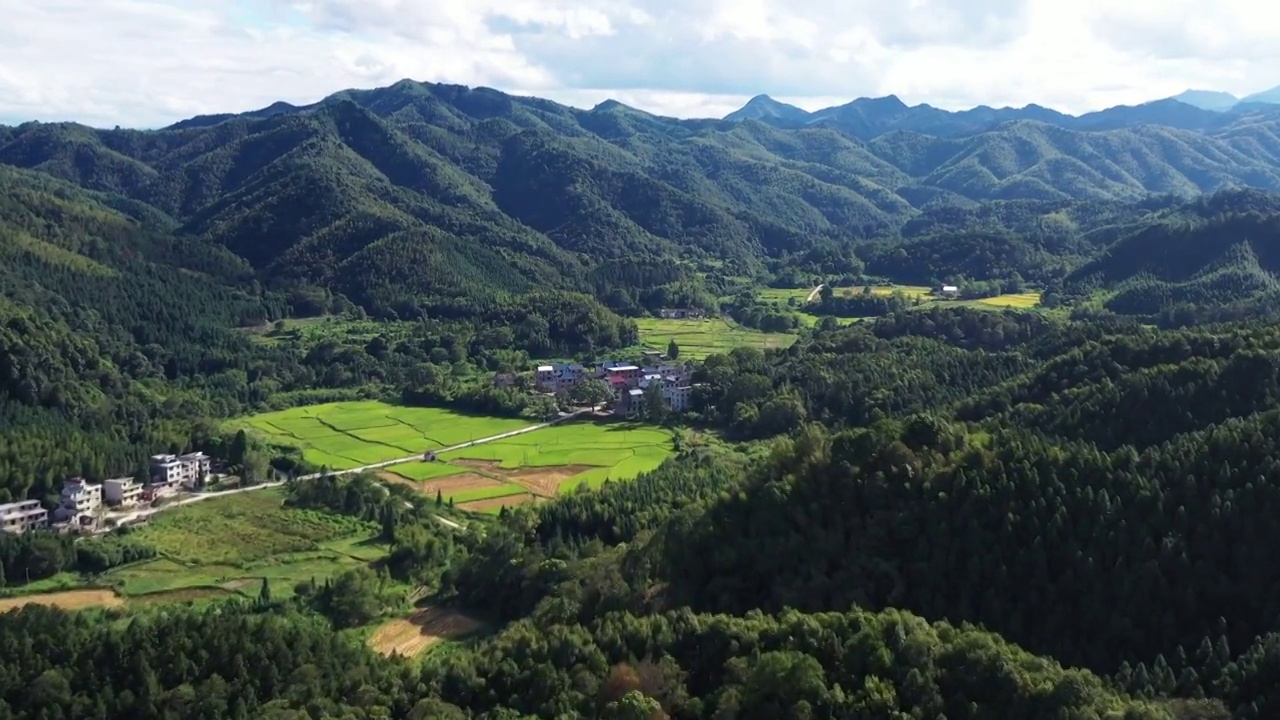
[507,465,596,496]
[451,459,597,497]
[369,606,485,659]
[458,494,540,512]
[380,471,504,498]
[0,589,124,612]
[129,587,235,605]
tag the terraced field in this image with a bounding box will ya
[635,317,796,360]
[239,401,531,470]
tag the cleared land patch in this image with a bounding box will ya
[369,606,485,659]
[238,401,531,470]
[458,494,541,513]
[0,589,124,612]
[635,317,795,360]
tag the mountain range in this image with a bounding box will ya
[722,86,1280,138]
[6,78,1280,318]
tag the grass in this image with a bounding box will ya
[445,421,674,493]
[757,287,818,303]
[100,489,386,600]
[635,317,796,360]
[237,401,532,470]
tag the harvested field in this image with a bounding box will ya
[453,459,596,496]
[369,606,485,659]
[458,494,539,513]
[422,473,502,494]
[0,589,124,612]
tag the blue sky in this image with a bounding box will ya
[0,0,1277,128]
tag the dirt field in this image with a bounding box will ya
[458,494,540,512]
[454,459,595,497]
[381,470,503,496]
[369,606,485,658]
[0,589,124,612]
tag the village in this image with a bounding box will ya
[494,347,699,418]
[0,452,214,536]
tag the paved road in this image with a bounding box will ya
[805,284,825,302]
[97,409,592,533]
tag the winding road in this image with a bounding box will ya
[98,409,592,533]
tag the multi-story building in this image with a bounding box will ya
[54,477,102,522]
[534,363,586,393]
[150,452,211,488]
[103,478,144,507]
[0,500,49,534]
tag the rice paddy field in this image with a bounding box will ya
[971,292,1042,309]
[239,401,532,470]
[239,401,675,513]
[101,489,386,600]
[386,421,675,512]
[635,317,796,360]
[0,490,388,613]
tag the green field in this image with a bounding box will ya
[757,287,817,303]
[100,489,386,601]
[443,421,674,492]
[635,318,796,360]
[239,401,532,470]
[972,292,1042,309]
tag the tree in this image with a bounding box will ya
[436,489,444,508]
[643,383,668,424]
[667,339,680,360]
[570,378,614,408]
[229,430,249,468]
[258,578,271,606]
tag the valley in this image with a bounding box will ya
[4,74,1280,720]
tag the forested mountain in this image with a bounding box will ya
[8,79,1280,319]
[724,90,1280,138]
[10,77,1280,719]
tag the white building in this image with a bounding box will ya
[534,363,586,393]
[54,478,102,521]
[150,452,211,488]
[103,478,143,507]
[937,285,960,298]
[0,500,49,534]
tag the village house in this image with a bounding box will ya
[534,363,586,393]
[53,477,102,523]
[659,308,705,319]
[492,372,518,388]
[103,477,144,507]
[0,499,49,534]
[150,452,211,489]
[936,285,960,298]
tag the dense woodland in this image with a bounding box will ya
[7,80,1280,718]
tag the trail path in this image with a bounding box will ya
[805,284,825,302]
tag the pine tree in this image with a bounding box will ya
[258,578,271,605]
[667,339,680,360]
[436,489,443,508]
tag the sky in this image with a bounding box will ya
[1,0,1278,128]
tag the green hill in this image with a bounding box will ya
[7,80,1280,320]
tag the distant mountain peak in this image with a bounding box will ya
[724,94,811,123]
[591,99,628,113]
[1242,85,1280,106]
[1168,89,1240,112]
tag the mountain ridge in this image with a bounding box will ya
[7,78,1280,320]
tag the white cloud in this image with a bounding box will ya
[0,0,1276,128]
